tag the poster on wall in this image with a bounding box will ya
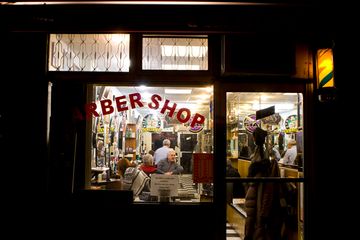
[142,114,161,132]
[152,132,178,151]
[284,115,298,133]
[193,153,213,183]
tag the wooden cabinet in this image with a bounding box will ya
[124,123,136,160]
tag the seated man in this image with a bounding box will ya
[157,149,184,175]
[280,139,297,166]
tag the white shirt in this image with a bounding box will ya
[272,147,281,161]
[154,146,171,165]
[281,146,297,165]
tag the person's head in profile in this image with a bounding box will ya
[157,149,183,175]
[142,153,154,166]
[163,139,171,146]
[167,149,176,163]
[253,127,267,146]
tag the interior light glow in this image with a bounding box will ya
[161,45,207,57]
[196,94,210,100]
[252,103,294,111]
[161,64,200,70]
[165,89,192,94]
[205,86,213,93]
[317,48,335,88]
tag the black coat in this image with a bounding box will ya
[226,165,245,198]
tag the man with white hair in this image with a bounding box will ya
[281,139,297,165]
[157,149,184,175]
[154,139,171,165]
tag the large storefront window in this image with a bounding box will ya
[226,92,304,240]
[86,85,213,203]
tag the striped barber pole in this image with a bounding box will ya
[317,48,335,88]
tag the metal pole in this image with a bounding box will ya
[71,132,77,194]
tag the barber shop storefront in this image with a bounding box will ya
[49,32,307,239]
[1,2,341,240]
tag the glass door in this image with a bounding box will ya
[224,88,305,240]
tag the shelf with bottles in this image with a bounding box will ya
[124,123,137,160]
[125,123,136,138]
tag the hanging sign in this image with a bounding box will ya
[243,114,260,133]
[256,106,275,120]
[261,113,282,125]
[150,174,179,197]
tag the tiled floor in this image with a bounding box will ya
[226,222,242,240]
[178,174,197,197]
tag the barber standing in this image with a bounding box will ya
[154,139,171,166]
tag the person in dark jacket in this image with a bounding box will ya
[226,159,245,198]
[244,127,282,240]
[157,149,183,175]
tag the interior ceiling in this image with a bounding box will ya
[226,92,302,116]
[227,92,301,104]
[99,88,302,120]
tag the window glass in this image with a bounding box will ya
[86,85,213,203]
[226,92,304,240]
[142,35,208,70]
[226,92,303,175]
[49,34,130,72]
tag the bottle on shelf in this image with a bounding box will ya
[128,127,133,138]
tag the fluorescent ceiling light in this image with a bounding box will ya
[165,89,192,94]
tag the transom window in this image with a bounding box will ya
[142,35,208,70]
[48,34,130,72]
